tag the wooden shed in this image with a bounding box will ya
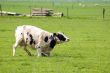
[32,8,53,16]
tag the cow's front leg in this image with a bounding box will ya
[35,41,43,57]
[37,48,42,57]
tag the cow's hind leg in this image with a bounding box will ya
[13,33,23,56]
[13,41,19,56]
[24,46,32,56]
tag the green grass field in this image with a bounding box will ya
[0,1,110,73]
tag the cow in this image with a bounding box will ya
[13,25,69,57]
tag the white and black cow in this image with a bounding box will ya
[13,25,69,57]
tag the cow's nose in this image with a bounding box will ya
[67,38,70,42]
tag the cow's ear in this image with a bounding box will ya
[53,33,57,36]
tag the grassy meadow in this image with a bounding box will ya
[0,1,110,73]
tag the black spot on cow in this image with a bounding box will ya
[50,40,56,48]
[27,32,29,35]
[57,34,66,41]
[49,36,56,49]
[29,34,34,45]
[33,41,36,44]
[44,36,48,42]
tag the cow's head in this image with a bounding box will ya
[53,32,70,44]
[41,32,69,56]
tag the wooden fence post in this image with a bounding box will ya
[67,7,69,18]
[103,8,105,19]
[52,0,54,8]
[72,0,74,9]
[41,7,42,16]
[29,6,31,17]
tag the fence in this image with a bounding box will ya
[0,0,110,19]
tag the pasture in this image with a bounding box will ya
[0,1,110,73]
